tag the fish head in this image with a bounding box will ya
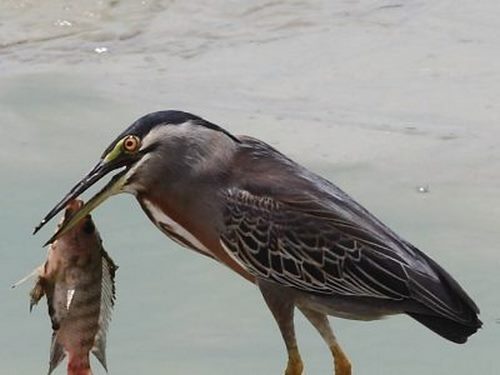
[52,199,101,251]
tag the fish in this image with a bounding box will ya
[19,199,117,375]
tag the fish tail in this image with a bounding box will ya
[67,352,92,375]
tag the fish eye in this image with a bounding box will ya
[122,135,141,153]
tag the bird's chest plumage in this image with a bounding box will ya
[139,198,212,256]
[137,195,255,282]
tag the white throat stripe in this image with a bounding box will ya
[142,200,211,256]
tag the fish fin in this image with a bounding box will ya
[92,337,108,372]
[12,265,47,312]
[45,283,63,331]
[29,278,46,312]
[101,248,119,280]
[48,332,65,375]
[92,247,117,372]
[11,265,43,289]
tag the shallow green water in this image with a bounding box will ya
[1,1,499,374]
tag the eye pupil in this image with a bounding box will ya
[123,136,140,152]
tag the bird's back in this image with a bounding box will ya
[224,136,481,343]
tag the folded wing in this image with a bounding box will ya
[220,188,478,327]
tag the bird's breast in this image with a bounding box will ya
[140,199,212,256]
[138,197,255,282]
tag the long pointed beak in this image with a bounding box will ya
[43,170,127,246]
[34,158,129,243]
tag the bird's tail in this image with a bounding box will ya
[405,244,482,343]
[408,312,480,343]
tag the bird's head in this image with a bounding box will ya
[34,110,239,245]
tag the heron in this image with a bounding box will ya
[34,110,481,374]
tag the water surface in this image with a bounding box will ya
[1,1,498,374]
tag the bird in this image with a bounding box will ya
[34,110,482,375]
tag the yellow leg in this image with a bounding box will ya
[285,347,304,375]
[258,281,304,375]
[331,342,352,375]
[299,307,352,375]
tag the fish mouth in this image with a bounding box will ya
[34,157,133,245]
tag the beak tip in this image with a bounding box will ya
[33,218,48,235]
[32,159,108,239]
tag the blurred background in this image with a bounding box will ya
[1,1,498,374]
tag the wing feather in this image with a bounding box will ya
[221,188,474,321]
[221,188,410,300]
[220,188,478,323]
[223,138,480,328]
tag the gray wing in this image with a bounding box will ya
[220,188,471,323]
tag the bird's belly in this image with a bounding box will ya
[140,199,212,256]
[295,292,406,321]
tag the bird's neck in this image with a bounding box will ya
[138,190,213,249]
[137,190,255,283]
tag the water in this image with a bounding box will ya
[1,1,499,374]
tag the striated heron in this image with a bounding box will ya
[34,110,481,375]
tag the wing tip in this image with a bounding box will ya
[408,311,482,344]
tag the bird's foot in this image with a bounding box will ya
[284,347,304,375]
[331,342,351,375]
[334,358,351,375]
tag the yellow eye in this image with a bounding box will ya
[122,135,141,153]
